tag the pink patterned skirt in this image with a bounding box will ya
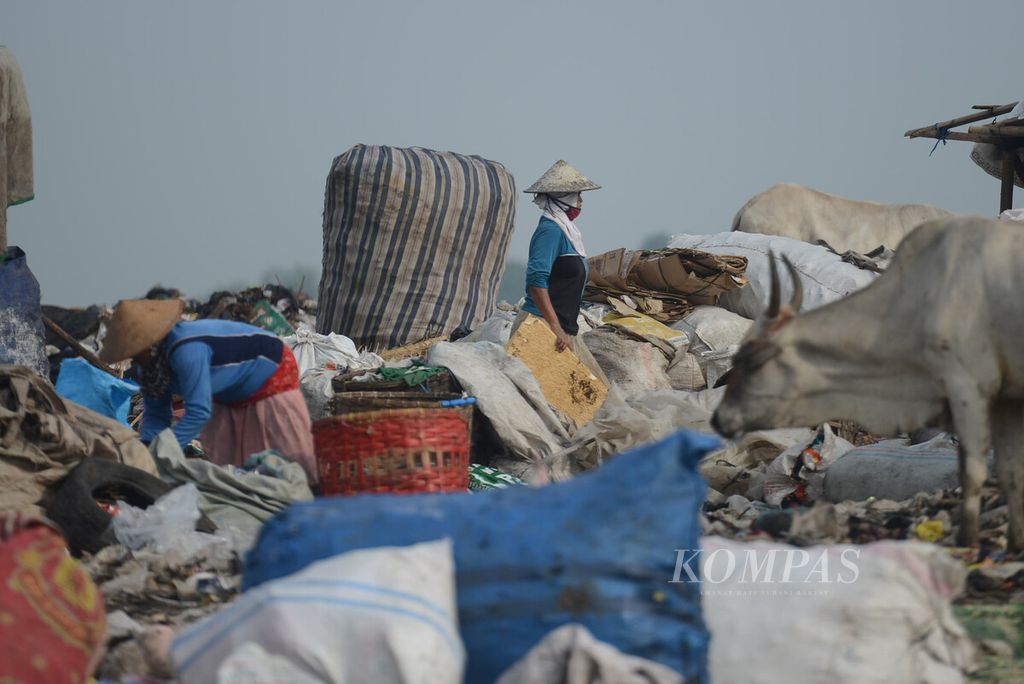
[201,347,317,485]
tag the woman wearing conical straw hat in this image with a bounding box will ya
[514,160,608,383]
[98,300,317,485]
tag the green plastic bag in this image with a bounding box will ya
[468,463,525,491]
[250,300,295,337]
[377,364,448,387]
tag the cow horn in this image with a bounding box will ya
[782,255,803,311]
[766,252,781,318]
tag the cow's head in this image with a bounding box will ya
[711,254,821,438]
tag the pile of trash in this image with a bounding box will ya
[7,222,1017,683]
[84,484,248,680]
[6,130,1022,681]
[190,284,317,333]
[3,30,1019,675]
[37,283,320,384]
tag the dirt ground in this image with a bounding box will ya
[959,603,1024,683]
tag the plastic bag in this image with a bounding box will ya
[177,539,464,684]
[672,305,753,387]
[249,299,296,336]
[548,387,724,479]
[150,430,313,545]
[111,484,207,555]
[668,233,877,319]
[244,431,718,684]
[703,537,974,684]
[762,424,854,507]
[0,514,107,682]
[297,368,336,421]
[426,341,567,470]
[580,303,613,329]
[459,310,516,345]
[55,357,139,424]
[823,434,960,503]
[468,463,526,491]
[706,427,816,470]
[666,351,705,391]
[283,323,382,375]
[496,624,684,684]
[0,247,49,378]
[216,644,323,684]
[582,329,671,396]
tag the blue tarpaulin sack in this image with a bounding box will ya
[245,430,718,684]
[55,357,139,424]
[0,247,49,378]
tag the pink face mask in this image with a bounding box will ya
[552,195,582,221]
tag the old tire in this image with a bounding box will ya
[46,459,215,556]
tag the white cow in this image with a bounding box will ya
[712,216,1024,550]
[733,183,952,254]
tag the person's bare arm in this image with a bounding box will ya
[528,286,572,352]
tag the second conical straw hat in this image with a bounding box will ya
[524,160,601,194]
[98,299,184,363]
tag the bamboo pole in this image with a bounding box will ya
[905,102,1018,138]
[1001,149,1015,213]
[913,130,1017,145]
[967,123,1024,138]
[1013,155,1024,189]
[42,315,119,376]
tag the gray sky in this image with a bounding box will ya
[3,0,1021,306]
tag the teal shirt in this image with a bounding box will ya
[522,217,588,331]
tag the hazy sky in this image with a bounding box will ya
[3,0,1021,306]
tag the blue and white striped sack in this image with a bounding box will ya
[317,145,517,352]
[170,539,464,684]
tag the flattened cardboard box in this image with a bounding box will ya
[506,316,608,428]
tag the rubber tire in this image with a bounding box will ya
[46,459,216,556]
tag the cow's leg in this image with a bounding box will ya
[946,377,992,548]
[991,400,1024,552]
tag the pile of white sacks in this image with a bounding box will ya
[286,230,963,518]
[424,231,881,483]
[282,232,907,501]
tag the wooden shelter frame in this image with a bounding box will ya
[906,102,1024,213]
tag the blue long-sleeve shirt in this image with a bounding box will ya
[523,217,589,335]
[139,320,284,446]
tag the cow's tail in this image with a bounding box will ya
[731,193,760,232]
[730,208,743,232]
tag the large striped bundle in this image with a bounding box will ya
[317,145,516,351]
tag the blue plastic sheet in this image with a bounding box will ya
[55,357,139,424]
[245,430,718,683]
[0,247,49,377]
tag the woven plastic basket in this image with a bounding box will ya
[330,391,474,432]
[331,369,457,394]
[314,408,470,496]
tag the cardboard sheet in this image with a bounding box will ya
[506,317,608,428]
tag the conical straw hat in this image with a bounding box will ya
[524,160,601,194]
[99,299,184,363]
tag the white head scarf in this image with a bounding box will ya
[533,192,586,256]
